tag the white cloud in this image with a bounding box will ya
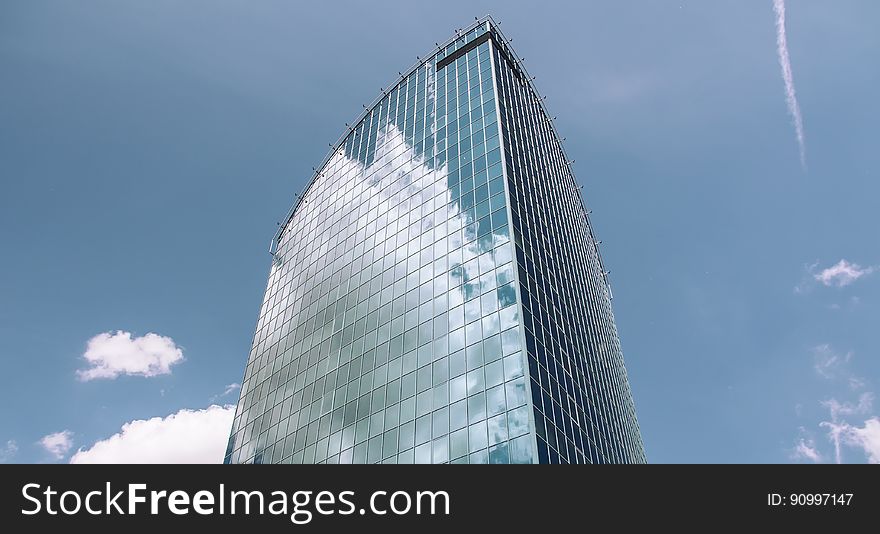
[0,440,18,463]
[40,430,74,460]
[793,261,819,294]
[70,405,234,464]
[773,0,807,170]
[821,417,880,465]
[822,393,873,420]
[209,383,241,402]
[791,437,822,463]
[820,420,845,464]
[796,343,877,464]
[820,394,875,464]
[811,344,864,390]
[812,344,851,379]
[848,376,867,391]
[814,260,874,288]
[840,418,880,464]
[77,331,184,381]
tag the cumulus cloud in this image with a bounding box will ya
[77,331,184,381]
[70,405,234,464]
[0,440,18,463]
[821,418,880,465]
[40,430,74,460]
[820,394,875,464]
[794,343,877,463]
[840,418,880,464]
[813,260,874,288]
[797,260,875,294]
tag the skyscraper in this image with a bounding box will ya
[225,16,646,464]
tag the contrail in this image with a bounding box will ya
[773,0,807,170]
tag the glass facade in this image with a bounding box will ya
[225,18,645,464]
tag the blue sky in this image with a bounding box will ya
[1,0,878,464]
